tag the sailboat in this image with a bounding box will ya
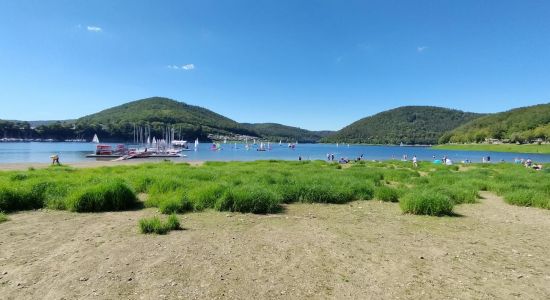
[279,140,282,146]
[257,142,266,151]
[194,138,199,151]
[336,143,339,147]
[224,138,227,144]
[92,134,99,143]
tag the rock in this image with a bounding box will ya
[419,256,425,259]
[79,277,88,282]
[128,278,133,281]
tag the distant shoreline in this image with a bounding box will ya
[432,144,550,154]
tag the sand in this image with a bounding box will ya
[1,192,550,299]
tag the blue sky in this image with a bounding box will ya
[1,0,550,130]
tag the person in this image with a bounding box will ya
[412,155,418,168]
[298,156,302,161]
[331,153,335,161]
[50,154,60,165]
[486,156,491,163]
[327,153,330,161]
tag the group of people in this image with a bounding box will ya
[515,158,543,170]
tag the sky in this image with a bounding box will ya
[1,0,550,131]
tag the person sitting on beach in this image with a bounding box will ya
[533,164,543,171]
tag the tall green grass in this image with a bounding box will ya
[139,214,181,234]
[400,190,454,216]
[0,160,548,216]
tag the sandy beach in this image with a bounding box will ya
[1,192,550,299]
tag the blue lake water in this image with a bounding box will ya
[1,142,549,164]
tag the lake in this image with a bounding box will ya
[1,142,549,164]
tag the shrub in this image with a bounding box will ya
[66,180,137,212]
[375,186,399,202]
[400,190,454,216]
[216,185,281,214]
[139,214,181,234]
[0,212,7,223]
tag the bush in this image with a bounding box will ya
[66,180,137,212]
[139,214,181,234]
[400,190,454,216]
[375,186,399,202]
[0,212,8,223]
[216,185,281,214]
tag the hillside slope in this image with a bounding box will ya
[322,106,482,145]
[242,123,332,143]
[75,97,256,141]
[440,103,550,144]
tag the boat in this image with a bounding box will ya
[194,138,199,151]
[172,140,192,151]
[92,134,99,143]
[257,142,267,151]
[86,144,127,158]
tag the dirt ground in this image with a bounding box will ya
[1,192,550,299]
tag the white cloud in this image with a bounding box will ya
[182,64,195,70]
[167,64,195,70]
[417,46,428,53]
[87,26,102,32]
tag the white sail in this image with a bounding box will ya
[260,142,264,149]
[152,137,157,144]
[92,134,99,143]
[336,143,339,147]
[194,138,199,151]
[224,138,227,144]
[147,136,150,145]
[279,140,282,145]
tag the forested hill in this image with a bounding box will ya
[439,103,550,144]
[75,97,257,141]
[242,123,333,143]
[322,106,482,145]
[1,97,331,142]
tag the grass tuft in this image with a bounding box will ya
[400,190,454,216]
[139,214,181,234]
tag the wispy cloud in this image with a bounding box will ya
[87,26,102,32]
[417,46,428,53]
[182,64,195,70]
[167,64,195,71]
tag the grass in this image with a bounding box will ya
[433,143,550,154]
[0,212,8,223]
[400,190,454,216]
[139,214,181,234]
[0,160,548,217]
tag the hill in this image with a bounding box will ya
[242,123,332,143]
[322,106,482,145]
[439,103,550,144]
[75,97,257,141]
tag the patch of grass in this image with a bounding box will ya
[0,184,45,212]
[400,190,454,216]
[216,185,282,214]
[0,212,8,223]
[504,190,550,209]
[66,180,137,212]
[374,186,400,202]
[158,192,193,214]
[139,214,181,234]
